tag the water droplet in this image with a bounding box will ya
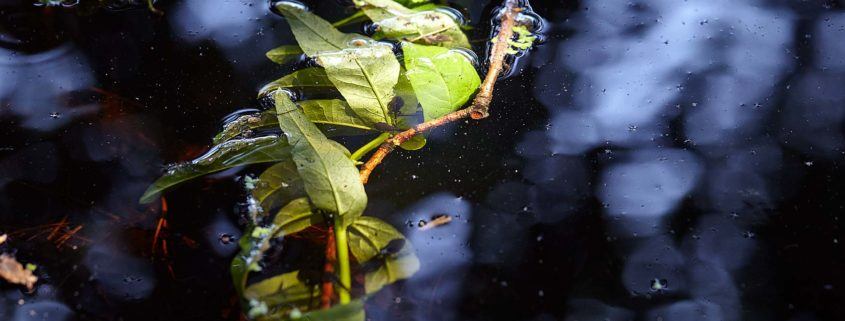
[270,0,309,16]
[417,220,427,228]
[49,112,61,119]
[347,38,369,47]
[393,297,402,304]
[650,278,667,291]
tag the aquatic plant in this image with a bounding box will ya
[139,0,539,319]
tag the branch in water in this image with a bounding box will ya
[359,0,522,183]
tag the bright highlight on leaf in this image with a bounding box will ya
[403,42,481,121]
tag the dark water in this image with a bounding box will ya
[1,0,844,320]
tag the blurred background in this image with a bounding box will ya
[0,0,843,320]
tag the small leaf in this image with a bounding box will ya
[317,43,401,127]
[213,112,280,145]
[274,92,367,226]
[398,134,426,150]
[139,136,291,204]
[252,160,306,213]
[259,67,334,98]
[244,270,317,308]
[273,2,361,57]
[272,197,324,236]
[348,216,420,293]
[403,42,480,121]
[266,45,304,64]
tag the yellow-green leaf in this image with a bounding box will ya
[266,45,304,64]
[402,42,480,121]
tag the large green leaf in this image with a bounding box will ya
[273,2,361,57]
[139,136,291,204]
[252,160,306,213]
[403,42,480,121]
[266,45,304,64]
[316,44,401,127]
[272,197,325,236]
[259,67,334,98]
[274,92,367,226]
[301,99,374,132]
[348,216,420,293]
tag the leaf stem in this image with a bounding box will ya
[351,132,390,161]
[359,0,522,183]
[333,215,352,304]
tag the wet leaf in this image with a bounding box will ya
[301,99,375,132]
[266,45,304,64]
[213,112,280,145]
[348,217,420,293]
[139,136,292,204]
[371,8,470,48]
[0,254,38,290]
[245,270,317,310]
[259,67,334,98]
[282,298,366,321]
[353,0,413,22]
[274,92,367,226]
[272,197,324,236]
[252,160,306,213]
[398,134,426,150]
[403,42,480,121]
[317,43,401,127]
[273,2,361,57]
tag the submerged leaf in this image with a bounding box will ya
[274,92,367,226]
[348,217,420,293]
[300,99,374,132]
[213,112,280,145]
[272,197,324,235]
[317,44,401,127]
[259,67,334,98]
[252,160,306,212]
[273,2,361,57]
[398,134,426,150]
[139,136,291,204]
[403,42,480,121]
[245,270,317,309]
[266,45,304,64]
[262,298,366,321]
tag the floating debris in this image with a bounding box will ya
[0,254,38,290]
[418,214,453,231]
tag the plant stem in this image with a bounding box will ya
[359,0,522,183]
[321,226,336,309]
[351,132,390,161]
[333,215,352,304]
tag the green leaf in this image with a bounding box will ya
[274,92,367,226]
[259,67,334,98]
[377,11,470,48]
[139,136,291,204]
[353,0,413,22]
[398,134,426,150]
[252,160,306,213]
[261,298,366,321]
[244,270,317,308]
[403,42,480,121]
[213,112,280,145]
[300,99,375,132]
[317,43,401,127]
[272,197,324,236]
[266,45,304,64]
[348,216,420,293]
[273,2,362,57]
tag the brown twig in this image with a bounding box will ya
[359,0,522,183]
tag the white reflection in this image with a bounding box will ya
[599,148,702,236]
[0,45,97,131]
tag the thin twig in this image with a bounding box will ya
[359,0,522,183]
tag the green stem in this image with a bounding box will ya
[334,215,352,304]
[351,132,390,161]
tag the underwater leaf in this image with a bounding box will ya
[213,112,280,145]
[259,67,334,98]
[244,270,317,308]
[398,134,426,150]
[272,197,324,236]
[403,42,480,121]
[317,44,401,127]
[263,298,365,321]
[274,92,367,226]
[139,136,292,204]
[266,45,304,64]
[300,99,375,132]
[273,1,361,57]
[348,216,420,293]
[252,160,306,212]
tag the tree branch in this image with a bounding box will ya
[359,0,522,183]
